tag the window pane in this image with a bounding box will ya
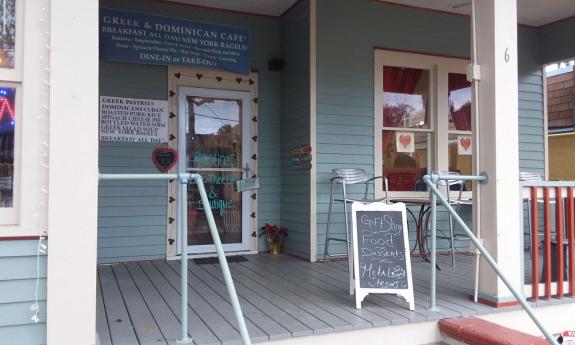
[448,73,471,131]
[382,130,429,192]
[187,171,242,245]
[186,96,242,169]
[383,66,430,129]
[0,0,16,69]
[448,134,472,191]
[0,87,15,207]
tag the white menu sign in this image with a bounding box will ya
[100,96,168,143]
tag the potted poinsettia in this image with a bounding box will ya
[258,223,288,255]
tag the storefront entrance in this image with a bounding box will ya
[177,87,252,255]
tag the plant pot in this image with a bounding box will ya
[267,238,283,255]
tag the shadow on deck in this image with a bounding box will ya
[96,253,570,345]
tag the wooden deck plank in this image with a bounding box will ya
[297,259,422,323]
[327,256,484,318]
[238,259,374,331]
[196,262,315,337]
[324,259,471,317]
[230,262,355,332]
[95,252,570,345]
[184,260,292,341]
[162,261,269,343]
[98,265,140,345]
[113,264,168,345]
[278,257,442,322]
[96,275,113,345]
[152,261,244,345]
[245,256,390,327]
[139,262,220,345]
[201,262,334,335]
[126,263,188,345]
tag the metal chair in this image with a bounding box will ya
[434,171,471,267]
[322,168,389,294]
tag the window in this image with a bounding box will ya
[0,86,15,207]
[0,0,22,226]
[0,0,16,69]
[375,50,471,196]
[382,66,432,191]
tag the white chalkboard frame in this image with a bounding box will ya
[351,201,415,310]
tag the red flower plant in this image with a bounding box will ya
[258,223,288,242]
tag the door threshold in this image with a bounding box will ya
[167,249,258,261]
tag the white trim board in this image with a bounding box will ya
[309,0,318,262]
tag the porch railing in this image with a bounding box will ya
[520,181,575,300]
[99,173,251,345]
[423,173,559,345]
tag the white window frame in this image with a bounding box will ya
[1,0,49,235]
[374,49,470,199]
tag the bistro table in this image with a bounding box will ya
[387,197,440,267]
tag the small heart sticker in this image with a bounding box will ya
[399,134,412,148]
[460,137,471,151]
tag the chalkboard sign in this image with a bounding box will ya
[351,202,414,310]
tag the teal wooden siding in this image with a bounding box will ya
[98,0,282,262]
[314,0,546,259]
[518,26,545,177]
[0,240,47,345]
[99,62,169,263]
[539,16,575,65]
[279,0,311,259]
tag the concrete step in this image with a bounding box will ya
[438,317,549,345]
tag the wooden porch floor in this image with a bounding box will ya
[96,254,573,345]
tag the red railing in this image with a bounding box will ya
[525,183,575,300]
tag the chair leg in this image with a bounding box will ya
[448,208,455,267]
[342,183,354,295]
[323,181,336,261]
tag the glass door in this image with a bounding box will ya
[177,87,251,254]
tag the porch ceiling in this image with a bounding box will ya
[169,0,575,27]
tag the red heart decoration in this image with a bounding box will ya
[460,137,471,151]
[152,147,178,173]
[399,134,412,149]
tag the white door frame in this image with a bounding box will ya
[177,86,253,254]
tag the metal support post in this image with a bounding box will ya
[177,173,192,344]
[193,175,252,345]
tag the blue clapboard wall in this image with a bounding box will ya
[0,240,47,345]
[280,0,312,259]
[98,0,282,262]
[314,0,546,259]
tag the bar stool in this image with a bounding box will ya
[322,168,388,294]
[434,171,471,267]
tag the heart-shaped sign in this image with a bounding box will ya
[460,137,471,151]
[399,134,412,148]
[152,147,178,173]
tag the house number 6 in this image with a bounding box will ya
[504,47,510,62]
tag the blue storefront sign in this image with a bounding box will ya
[100,8,250,75]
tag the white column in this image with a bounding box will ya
[46,0,99,344]
[473,0,522,303]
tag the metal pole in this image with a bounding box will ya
[193,174,252,345]
[424,178,559,345]
[428,176,439,311]
[177,174,192,344]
